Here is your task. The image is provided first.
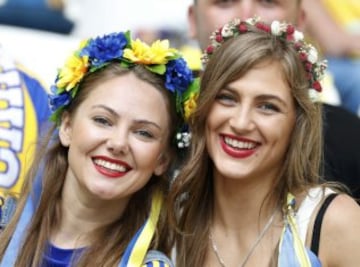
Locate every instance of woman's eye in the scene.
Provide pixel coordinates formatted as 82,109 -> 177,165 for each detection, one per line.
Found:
93,116 -> 112,126
259,103 -> 280,112
136,130 -> 154,139
216,93 -> 236,104
215,0 -> 236,5
259,0 -> 277,6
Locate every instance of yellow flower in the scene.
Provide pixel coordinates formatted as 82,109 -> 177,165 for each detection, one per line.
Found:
123,39 -> 178,65
184,92 -> 199,121
56,54 -> 89,91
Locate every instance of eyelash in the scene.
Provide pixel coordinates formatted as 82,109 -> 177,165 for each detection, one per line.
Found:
216,92 -> 281,113
216,93 -> 236,104
259,103 -> 280,112
135,130 -> 154,139
215,0 -> 236,7
93,116 -> 112,126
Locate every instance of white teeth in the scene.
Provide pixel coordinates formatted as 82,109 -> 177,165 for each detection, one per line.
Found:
94,159 -> 127,172
224,137 -> 256,149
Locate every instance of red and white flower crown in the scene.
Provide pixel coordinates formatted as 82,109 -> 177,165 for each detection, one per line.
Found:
202,17 -> 328,102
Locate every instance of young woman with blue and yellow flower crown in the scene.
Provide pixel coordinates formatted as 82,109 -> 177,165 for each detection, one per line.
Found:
0,31 -> 198,267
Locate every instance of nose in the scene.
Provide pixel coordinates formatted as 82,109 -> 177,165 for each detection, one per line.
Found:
229,105 -> 255,133
106,126 -> 130,155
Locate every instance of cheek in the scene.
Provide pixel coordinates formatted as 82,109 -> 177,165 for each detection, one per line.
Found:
271,121 -> 294,149
134,143 -> 164,168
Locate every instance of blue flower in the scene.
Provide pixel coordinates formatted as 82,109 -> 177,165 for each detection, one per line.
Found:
48,86 -> 72,112
81,32 -> 128,67
164,58 -> 193,94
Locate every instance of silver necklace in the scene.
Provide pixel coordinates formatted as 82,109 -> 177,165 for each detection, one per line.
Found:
209,208 -> 277,267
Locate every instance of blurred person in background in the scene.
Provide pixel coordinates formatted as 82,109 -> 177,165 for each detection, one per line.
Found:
0,45 -> 50,230
0,0 -> 73,34
186,0 -> 360,202
303,0 -> 360,116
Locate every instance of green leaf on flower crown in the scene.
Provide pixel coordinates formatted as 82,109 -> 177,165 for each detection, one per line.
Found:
70,85 -> 80,98
145,64 -> 166,75
124,31 -> 132,48
175,91 -> 183,115
49,106 -> 65,124
120,60 -> 132,69
183,77 -> 200,100
56,86 -> 66,94
167,53 -> 181,61
89,62 -> 110,73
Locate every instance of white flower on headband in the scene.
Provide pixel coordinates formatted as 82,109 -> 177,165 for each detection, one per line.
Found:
307,46 -> 318,64
308,88 -> 321,102
294,30 -> 304,42
203,17 -> 328,102
221,24 -> 234,38
271,21 -> 282,36
246,17 -> 259,25
232,18 -> 241,25
176,132 -> 192,148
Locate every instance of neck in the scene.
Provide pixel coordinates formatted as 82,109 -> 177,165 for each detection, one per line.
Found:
208,172 -> 284,267
209,178 -> 282,267
212,174 -> 279,232
51,177 -> 129,248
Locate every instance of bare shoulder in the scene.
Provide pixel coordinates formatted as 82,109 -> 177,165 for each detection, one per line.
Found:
319,194 -> 360,267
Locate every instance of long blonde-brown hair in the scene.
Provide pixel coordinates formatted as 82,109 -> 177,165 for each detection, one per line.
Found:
0,63 -> 181,266
169,26 -> 323,266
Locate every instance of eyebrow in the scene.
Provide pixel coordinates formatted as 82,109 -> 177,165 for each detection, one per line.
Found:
256,94 -> 288,107
222,87 -> 289,107
91,105 -> 162,130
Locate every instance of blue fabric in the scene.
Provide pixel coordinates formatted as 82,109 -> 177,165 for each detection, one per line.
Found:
0,173 -> 42,266
327,57 -> 360,115
19,70 -> 51,130
143,250 -> 174,267
279,227 -> 301,267
0,0 -> 73,33
278,225 -> 321,267
0,194 -> 35,267
119,223 -> 145,266
41,248 -> 172,267
42,243 -> 83,267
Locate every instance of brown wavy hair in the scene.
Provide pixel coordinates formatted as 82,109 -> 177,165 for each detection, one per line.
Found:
168,25 -> 323,266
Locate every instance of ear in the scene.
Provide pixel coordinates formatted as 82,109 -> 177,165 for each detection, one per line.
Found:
154,152 -> 170,176
58,112 -> 72,147
188,4 -> 198,39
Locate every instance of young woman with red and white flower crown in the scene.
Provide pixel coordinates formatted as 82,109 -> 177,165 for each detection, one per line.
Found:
169,17 -> 360,267
0,31 -> 199,267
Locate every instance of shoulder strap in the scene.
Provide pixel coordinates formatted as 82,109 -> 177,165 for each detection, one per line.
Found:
310,193 -> 338,255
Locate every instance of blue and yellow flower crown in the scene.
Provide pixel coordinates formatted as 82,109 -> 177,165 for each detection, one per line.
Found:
202,17 -> 328,102
48,31 -> 199,147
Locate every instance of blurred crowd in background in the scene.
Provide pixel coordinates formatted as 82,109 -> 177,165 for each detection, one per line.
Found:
0,0 -> 202,87
0,0 -> 359,117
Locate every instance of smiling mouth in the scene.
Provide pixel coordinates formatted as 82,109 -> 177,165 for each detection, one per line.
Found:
93,158 -> 128,172
223,136 -> 258,150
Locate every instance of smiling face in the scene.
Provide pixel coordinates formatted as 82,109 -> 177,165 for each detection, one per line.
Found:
59,72 -> 170,202
189,0 -> 303,50
205,60 -> 296,183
